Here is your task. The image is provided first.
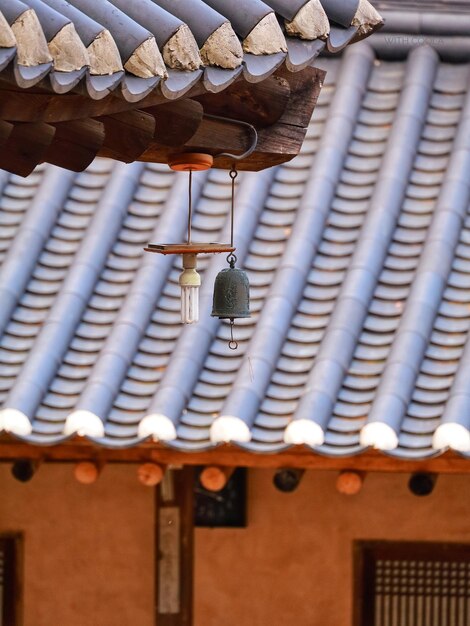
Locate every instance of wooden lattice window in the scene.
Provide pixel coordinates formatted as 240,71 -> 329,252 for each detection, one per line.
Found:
0,536 -> 21,626
355,541 -> 470,626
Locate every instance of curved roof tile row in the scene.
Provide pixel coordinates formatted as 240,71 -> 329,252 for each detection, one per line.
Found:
0,0 -> 383,100
2,38 -> 470,460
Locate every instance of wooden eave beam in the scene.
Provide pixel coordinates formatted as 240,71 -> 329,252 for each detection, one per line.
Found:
0,70 -> 292,125
0,66 -> 324,172
194,75 -> 291,128
143,100 -> 204,147
98,109 -> 156,163
0,442 -> 469,474
139,67 -> 324,171
98,100 -> 204,163
0,81 -> 182,123
46,118 -> 105,171
0,121 -> 56,176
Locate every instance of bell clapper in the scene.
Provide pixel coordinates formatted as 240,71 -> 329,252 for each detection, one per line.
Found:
228,319 -> 238,350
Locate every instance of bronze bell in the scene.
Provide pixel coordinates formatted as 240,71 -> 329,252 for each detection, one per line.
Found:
211,256 -> 250,319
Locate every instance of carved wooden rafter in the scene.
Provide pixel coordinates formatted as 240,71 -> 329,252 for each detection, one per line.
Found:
0,65 -> 324,175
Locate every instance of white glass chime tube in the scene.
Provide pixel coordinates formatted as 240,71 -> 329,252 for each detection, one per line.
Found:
179,253 -> 201,324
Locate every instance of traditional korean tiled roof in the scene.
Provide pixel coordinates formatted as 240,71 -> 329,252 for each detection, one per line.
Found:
371,1 -> 470,63
377,1 -> 470,10
0,0 -> 383,100
2,25 -> 470,460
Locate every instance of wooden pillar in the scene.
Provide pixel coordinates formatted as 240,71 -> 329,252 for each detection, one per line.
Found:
156,466 -> 194,626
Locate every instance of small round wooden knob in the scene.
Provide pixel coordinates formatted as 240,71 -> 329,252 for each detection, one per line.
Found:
138,463 -> 164,487
74,462 -> 100,484
199,466 -> 234,492
168,152 -> 213,171
336,470 -> 364,496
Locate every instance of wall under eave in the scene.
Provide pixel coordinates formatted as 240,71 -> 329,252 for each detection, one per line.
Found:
195,469 -> 470,626
0,464 -> 155,626
2,464 -> 470,626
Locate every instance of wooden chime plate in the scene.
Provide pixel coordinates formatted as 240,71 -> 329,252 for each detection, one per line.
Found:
144,243 -> 235,255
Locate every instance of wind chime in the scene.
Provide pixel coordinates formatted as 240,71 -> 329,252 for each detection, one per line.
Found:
144,117 -> 257,350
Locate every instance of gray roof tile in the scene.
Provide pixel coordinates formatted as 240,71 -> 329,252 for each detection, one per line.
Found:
3,30 -> 470,459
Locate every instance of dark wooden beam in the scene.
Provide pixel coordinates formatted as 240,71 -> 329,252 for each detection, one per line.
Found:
138,67 -> 324,171
0,67 -> 323,172
275,65 -> 325,128
0,122 -> 56,176
212,66 -> 325,170
99,110 -> 156,163
138,116 -> 249,164
157,468 -> 194,626
143,100 -> 204,147
45,118 -> 105,171
0,440 -> 469,475
194,75 -> 291,128
0,119 -> 13,144
0,82 -> 207,123
98,101 -> 204,163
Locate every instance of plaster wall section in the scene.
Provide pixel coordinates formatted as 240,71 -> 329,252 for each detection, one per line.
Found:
0,464 -> 155,626
195,469 -> 470,626
1,464 -> 469,626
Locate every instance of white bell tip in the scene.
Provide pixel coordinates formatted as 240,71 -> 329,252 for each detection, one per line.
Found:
64,410 -> 105,438
0,408 -> 33,436
138,414 -> 177,441
360,422 -> 398,450
284,419 -> 324,446
210,415 -> 251,443
433,423 -> 470,452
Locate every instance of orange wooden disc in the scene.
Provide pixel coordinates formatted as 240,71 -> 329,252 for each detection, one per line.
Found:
74,461 -> 100,484
168,153 -> 214,171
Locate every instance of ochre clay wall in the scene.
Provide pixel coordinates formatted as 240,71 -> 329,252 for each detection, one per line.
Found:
0,464 -> 154,626
1,464 -> 470,626
195,469 -> 470,626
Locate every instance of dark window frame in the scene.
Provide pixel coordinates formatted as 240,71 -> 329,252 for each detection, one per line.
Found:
354,540 -> 470,626
0,534 -> 23,626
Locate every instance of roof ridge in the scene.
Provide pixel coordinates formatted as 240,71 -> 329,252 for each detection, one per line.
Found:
379,9 -> 470,36
377,1 -> 470,12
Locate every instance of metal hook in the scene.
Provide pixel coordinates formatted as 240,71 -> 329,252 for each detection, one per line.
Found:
228,319 -> 238,350
203,113 -> 258,162
226,252 -> 237,267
